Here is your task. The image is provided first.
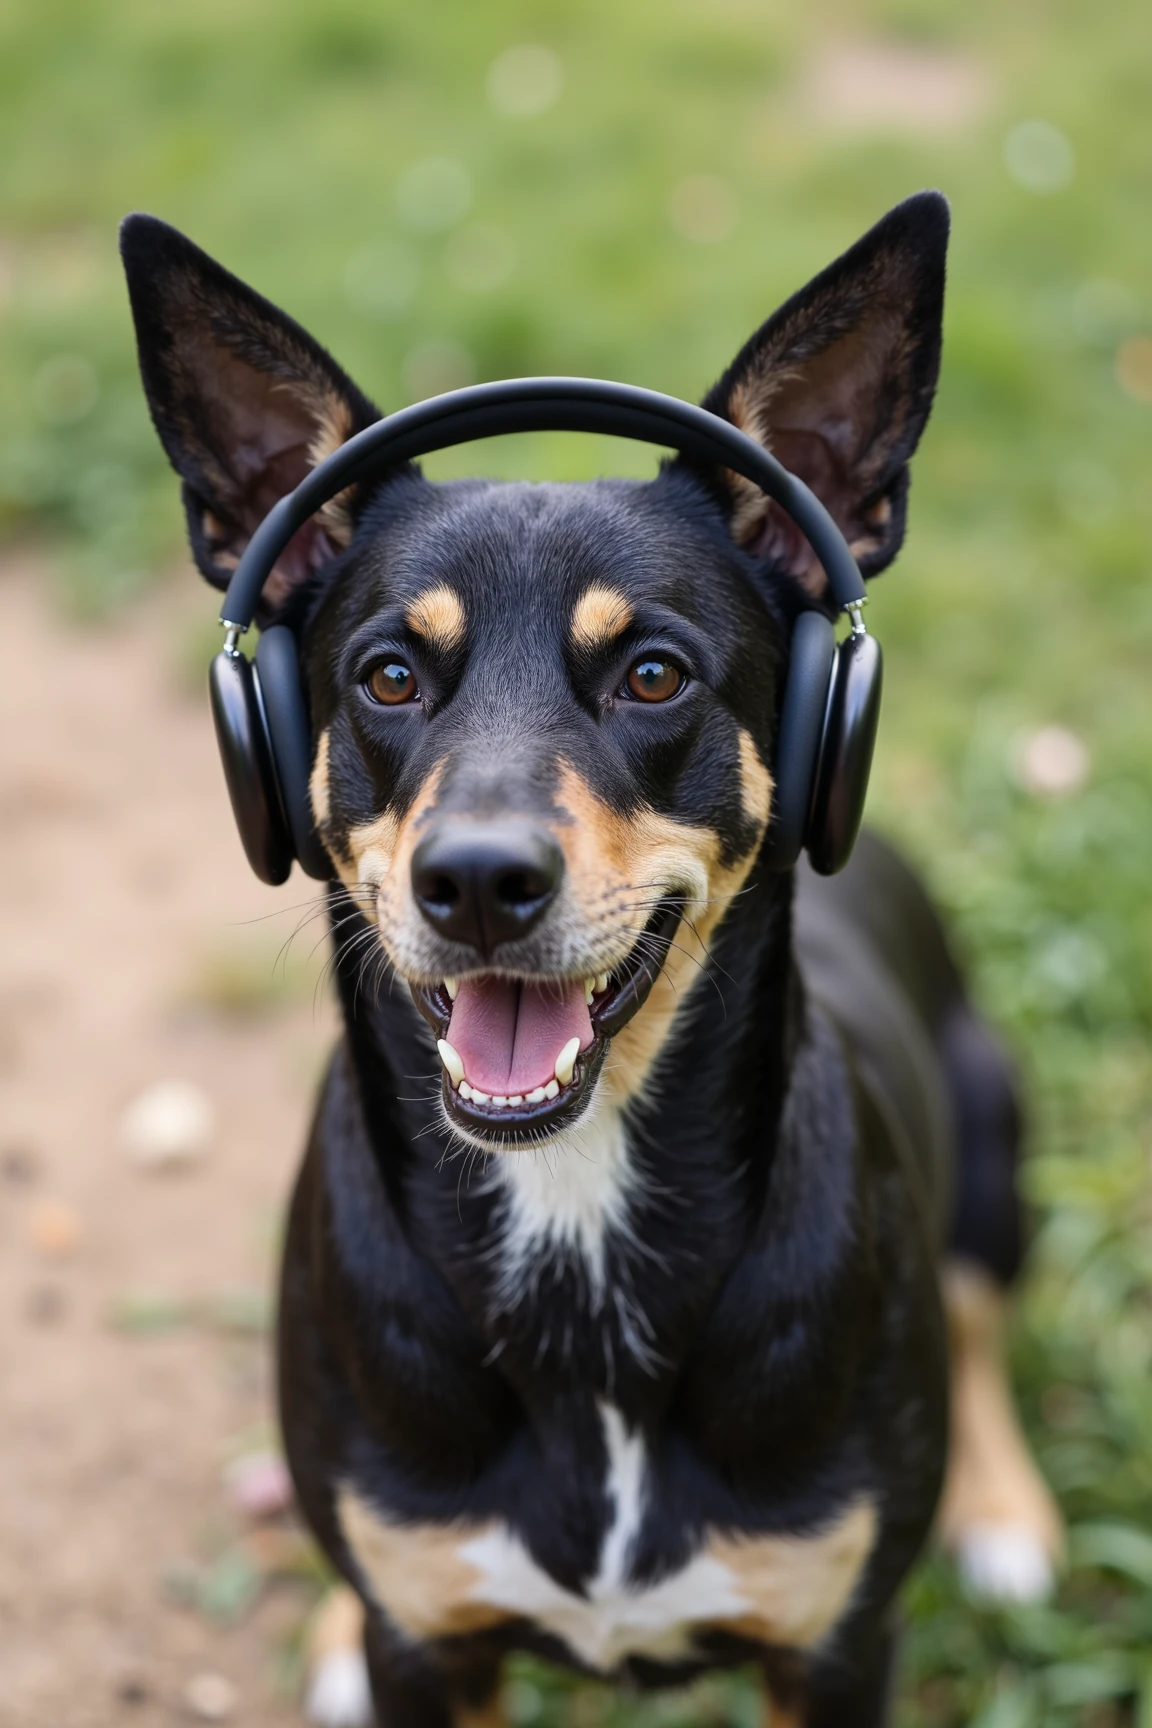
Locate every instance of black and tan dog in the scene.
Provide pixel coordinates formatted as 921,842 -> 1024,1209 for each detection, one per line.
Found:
122,193 -> 1061,1728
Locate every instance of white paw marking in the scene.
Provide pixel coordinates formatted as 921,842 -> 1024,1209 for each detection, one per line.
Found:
306,1648 -> 373,1728
957,1523 -> 1056,1604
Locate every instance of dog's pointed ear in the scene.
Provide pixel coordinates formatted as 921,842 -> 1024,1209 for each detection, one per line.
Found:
698,191 -> 949,600
120,214 -> 382,619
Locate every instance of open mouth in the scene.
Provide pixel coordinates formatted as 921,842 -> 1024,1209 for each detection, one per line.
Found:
411,898 -> 682,1140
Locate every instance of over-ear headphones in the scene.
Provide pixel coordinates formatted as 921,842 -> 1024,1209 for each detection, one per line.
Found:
208,377 -> 882,887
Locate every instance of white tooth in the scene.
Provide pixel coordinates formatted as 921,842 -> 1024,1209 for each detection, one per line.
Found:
543,1079 -> 560,1100
585,978 -> 595,1005
437,1040 -> 465,1086
595,972 -> 610,994
444,977 -> 458,1000
554,1037 -> 580,1087
458,1081 -> 473,1100
471,1089 -> 490,1104
526,1087 -> 546,1103
493,1096 -> 508,1108
507,1095 -> 523,1107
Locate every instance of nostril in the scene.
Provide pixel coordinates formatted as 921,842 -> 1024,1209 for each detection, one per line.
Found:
494,869 -> 548,907
425,873 -> 461,908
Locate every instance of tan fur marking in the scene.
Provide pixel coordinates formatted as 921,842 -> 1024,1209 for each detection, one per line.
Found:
310,726 -> 332,832
552,762 -> 771,1106
307,1582 -> 364,1664
569,584 -> 634,653
340,806 -> 401,904
301,388 -> 357,545
738,729 -> 773,828
455,1697 -> 507,1728
937,1261 -> 1064,1562
339,1489 -> 511,1642
768,1706 -> 803,1728
407,583 -> 467,653
727,377 -> 788,545
704,1499 -> 877,1651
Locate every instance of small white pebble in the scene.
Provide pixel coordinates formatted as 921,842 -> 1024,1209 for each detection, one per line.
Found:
121,1080 -> 215,1170
1011,725 -> 1090,798
183,1671 -> 238,1721
224,1450 -> 293,1520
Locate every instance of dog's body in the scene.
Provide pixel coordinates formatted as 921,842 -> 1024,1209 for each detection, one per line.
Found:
122,194 -> 1060,1727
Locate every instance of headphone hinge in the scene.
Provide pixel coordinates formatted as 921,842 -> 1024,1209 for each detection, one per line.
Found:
845,599 -> 868,638
221,620 -> 247,659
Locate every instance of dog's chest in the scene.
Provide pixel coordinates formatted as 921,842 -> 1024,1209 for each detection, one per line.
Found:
339,1404 -> 876,1671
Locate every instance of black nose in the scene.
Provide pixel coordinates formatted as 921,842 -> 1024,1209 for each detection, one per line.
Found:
411,821 -> 565,956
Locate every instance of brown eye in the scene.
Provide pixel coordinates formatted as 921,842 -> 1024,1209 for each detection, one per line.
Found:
366,661 -> 419,705
625,657 -> 684,703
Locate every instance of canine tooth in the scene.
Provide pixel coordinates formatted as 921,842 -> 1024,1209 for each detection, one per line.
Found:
437,1040 -> 465,1085
444,977 -> 458,1000
554,1037 -> 580,1087
507,1095 -> 523,1107
543,1079 -> 560,1100
526,1087 -> 546,1103
493,1096 -> 508,1108
458,1081 -> 473,1100
585,978 -> 595,1005
595,972 -> 610,994
471,1089 -> 489,1104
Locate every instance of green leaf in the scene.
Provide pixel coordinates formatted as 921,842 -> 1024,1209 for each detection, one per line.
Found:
1071,1521 -> 1152,1590
970,1675 -> 1038,1728
1138,1667 -> 1152,1728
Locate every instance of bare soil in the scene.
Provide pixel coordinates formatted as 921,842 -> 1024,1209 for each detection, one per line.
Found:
0,557 -> 337,1727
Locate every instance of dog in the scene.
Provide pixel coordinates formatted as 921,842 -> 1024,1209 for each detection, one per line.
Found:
121,192 -> 1061,1728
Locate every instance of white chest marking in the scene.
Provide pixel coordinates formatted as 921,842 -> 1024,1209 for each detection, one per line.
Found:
488,1100 -> 637,1302
460,1403 -> 746,1670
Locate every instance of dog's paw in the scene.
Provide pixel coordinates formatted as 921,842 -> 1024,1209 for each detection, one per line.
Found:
306,1648 -> 373,1728
955,1522 -> 1056,1604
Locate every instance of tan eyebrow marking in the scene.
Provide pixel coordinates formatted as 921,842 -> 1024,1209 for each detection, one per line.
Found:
569,584 -> 633,653
405,583 -> 466,652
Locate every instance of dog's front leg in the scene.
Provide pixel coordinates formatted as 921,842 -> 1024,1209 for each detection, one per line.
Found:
307,1583 -> 505,1728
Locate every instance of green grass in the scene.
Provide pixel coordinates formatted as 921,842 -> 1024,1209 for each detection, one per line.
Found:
2,0 -> 1150,1721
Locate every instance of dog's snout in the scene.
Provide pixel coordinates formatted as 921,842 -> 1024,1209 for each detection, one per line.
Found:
411,822 -> 564,956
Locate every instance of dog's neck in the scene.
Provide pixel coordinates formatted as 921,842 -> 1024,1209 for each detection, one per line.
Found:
327,867 -> 799,1413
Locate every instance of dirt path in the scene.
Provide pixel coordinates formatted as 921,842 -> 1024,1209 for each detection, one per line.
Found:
0,557 -> 337,1727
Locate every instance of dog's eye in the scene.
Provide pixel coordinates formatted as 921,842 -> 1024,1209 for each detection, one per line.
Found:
366,661 -> 419,705
624,658 -> 684,703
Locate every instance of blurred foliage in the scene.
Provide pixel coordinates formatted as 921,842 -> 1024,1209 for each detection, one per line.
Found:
1,0 -> 1150,1722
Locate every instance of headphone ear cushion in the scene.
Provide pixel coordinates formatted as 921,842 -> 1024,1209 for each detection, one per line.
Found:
764,609 -> 836,871
255,627 -> 332,881
805,630 -> 883,876
209,648 -> 294,886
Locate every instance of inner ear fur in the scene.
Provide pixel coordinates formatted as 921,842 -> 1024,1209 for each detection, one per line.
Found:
699,190 -> 949,599
120,214 -> 382,619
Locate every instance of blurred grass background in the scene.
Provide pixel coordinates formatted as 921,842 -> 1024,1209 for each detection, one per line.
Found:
1,0 -> 1150,1723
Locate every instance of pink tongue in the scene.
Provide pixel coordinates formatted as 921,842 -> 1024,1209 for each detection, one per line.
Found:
448,977 -> 594,1095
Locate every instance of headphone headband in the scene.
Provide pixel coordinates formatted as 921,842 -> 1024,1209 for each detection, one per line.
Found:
220,377 -> 866,631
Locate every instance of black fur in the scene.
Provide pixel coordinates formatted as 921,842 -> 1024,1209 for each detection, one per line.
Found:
122,192 -> 1026,1726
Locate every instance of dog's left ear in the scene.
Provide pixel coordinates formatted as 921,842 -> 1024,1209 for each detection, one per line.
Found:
120,214 -> 381,621
699,191 -> 949,599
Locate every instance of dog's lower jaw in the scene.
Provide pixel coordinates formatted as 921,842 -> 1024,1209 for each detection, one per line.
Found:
415,899 -> 684,1147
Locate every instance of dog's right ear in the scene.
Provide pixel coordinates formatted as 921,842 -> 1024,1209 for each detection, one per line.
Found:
120,215 -> 381,620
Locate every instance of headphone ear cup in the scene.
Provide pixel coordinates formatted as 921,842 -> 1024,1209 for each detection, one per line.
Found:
805,629 -> 883,876
764,610 -> 837,871
254,627 -> 331,882
209,648 -> 294,886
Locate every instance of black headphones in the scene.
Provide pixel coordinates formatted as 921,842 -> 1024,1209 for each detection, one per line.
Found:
209,377 -> 882,887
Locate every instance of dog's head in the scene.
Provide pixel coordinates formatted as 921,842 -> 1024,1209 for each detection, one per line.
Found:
122,195 -> 947,1147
